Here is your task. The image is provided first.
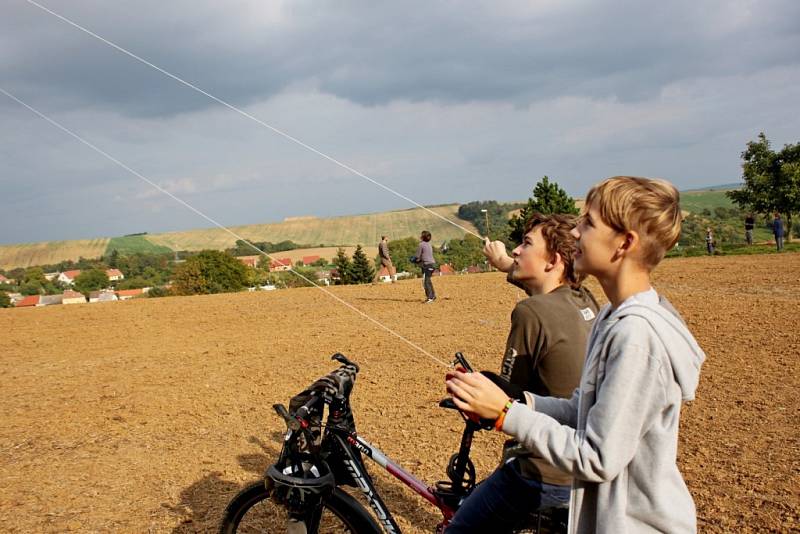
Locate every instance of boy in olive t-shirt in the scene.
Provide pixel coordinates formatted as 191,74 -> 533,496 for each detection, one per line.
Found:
446,213 -> 598,533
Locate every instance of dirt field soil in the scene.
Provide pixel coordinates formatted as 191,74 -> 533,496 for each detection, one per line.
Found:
1,253 -> 798,533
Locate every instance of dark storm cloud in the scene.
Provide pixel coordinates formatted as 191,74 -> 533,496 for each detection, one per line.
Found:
3,1 -> 798,116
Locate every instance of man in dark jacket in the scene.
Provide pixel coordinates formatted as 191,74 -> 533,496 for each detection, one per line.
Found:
773,213 -> 785,251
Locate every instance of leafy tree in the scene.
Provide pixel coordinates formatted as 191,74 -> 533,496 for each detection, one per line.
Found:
509,176 -> 580,244
457,201 -> 514,240
173,250 -> 248,295
19,281 -> 41,296
147,286 -> 172,298
332,248 -> 352,285
349,245 -> 375,284
74,268 -> 110,295
440,234 -> 486,270
0,291 -> 10,308
727,133 -> 800,238
106,249 -> 120,268
386,236 -> 419,274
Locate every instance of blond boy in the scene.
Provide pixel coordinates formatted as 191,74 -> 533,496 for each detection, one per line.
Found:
447,176 -> 706,533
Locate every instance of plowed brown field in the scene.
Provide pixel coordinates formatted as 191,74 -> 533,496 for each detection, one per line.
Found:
1,253 -> 798,533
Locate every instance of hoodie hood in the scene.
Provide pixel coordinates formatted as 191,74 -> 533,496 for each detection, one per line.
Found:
612,297 -> 706,401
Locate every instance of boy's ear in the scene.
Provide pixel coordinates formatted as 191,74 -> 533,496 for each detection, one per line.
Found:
545,252 -> 562,272
619,231 -> 639,254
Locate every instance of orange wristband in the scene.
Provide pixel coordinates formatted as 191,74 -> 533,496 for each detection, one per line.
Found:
494,399 -> 514,432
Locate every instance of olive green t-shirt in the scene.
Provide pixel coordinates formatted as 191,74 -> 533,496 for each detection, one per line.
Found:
501,284 -> 599,485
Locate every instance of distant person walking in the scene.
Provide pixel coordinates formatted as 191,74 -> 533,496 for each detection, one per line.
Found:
744,213 -> 755,245
414,230 -> 437,303
376,235 -> 396,283
772,213 -> 785,251
705,227 -> 715,255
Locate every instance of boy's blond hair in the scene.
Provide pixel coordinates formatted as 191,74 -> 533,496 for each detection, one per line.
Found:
584,176 -> 681,269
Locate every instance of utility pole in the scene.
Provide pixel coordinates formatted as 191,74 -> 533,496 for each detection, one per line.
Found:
480,209 -> 490,237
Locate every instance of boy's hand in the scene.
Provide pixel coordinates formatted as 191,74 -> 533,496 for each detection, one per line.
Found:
446,370 -> 510,419
483,238 -> 514,273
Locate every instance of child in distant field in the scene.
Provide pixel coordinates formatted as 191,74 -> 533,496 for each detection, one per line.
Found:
705,227 -> 715,255
447,176 -> 706,533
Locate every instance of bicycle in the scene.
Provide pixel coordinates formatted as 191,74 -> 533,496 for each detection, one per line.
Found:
219,353 -> 569,534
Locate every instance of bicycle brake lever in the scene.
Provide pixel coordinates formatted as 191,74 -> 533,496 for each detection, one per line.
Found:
453,352 -> 474,373
273,403 -> 300,431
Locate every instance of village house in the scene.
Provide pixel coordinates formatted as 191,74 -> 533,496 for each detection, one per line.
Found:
269,258 -> 292,272
15,295 -> 40,307
436,264 -> 456,276
116,288 -> 148,301
236,255 -> 261,268
106,269 -> 125,281
302,255 -> 322,266
89,290 -> 118,303
58,270 -> 82,285
38,294 -> 64,307
0,274 -> 12,285
62,290 -> 87,305
44,272 -> 59,281
58,268 -> 124,285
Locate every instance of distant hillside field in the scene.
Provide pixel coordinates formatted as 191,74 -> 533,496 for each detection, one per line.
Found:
0,238 -> 109,270
106,235 -> 174,256
146,205 -> 477,252
680,189 -> 738,213
1,191 -> 753,270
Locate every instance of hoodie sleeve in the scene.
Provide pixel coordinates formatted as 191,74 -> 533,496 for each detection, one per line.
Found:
523,389 -> 580,427
503,326 -> 666,483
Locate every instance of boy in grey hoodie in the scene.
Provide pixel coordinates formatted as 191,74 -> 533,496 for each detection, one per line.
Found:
447,176 -> 705,533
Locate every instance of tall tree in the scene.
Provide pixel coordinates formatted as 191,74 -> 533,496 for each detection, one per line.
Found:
0,291 -> 10,308
727,133 -> 799,238
508,176 -> 579,244
349,245 -> 375,284
332,248 -> 352,285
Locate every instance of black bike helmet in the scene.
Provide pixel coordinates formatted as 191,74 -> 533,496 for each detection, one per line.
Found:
267,455 -> 335,513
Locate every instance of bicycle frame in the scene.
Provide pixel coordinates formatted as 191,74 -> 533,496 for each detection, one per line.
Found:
327,425 -> 456,534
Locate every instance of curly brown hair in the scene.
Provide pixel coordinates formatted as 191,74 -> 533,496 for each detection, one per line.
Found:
523,212 -> 583,288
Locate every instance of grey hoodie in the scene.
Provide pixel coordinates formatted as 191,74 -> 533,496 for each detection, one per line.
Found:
503,289 -> 705,534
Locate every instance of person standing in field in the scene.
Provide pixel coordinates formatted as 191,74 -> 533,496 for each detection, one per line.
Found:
375,235 -> 396,283
705,227 -> 715,255
744,213 -> 755,245
772,213 -> 784,251
447,176 -> 706,534
446,214 -> 599,533
414,230 -> 436,303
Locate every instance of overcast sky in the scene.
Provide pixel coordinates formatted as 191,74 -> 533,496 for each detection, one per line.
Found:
1,0 -> 798,244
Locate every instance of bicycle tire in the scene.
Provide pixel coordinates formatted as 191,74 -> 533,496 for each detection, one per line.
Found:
219,480 -> 381,534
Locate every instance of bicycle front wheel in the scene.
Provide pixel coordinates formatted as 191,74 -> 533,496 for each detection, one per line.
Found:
219,480 -> 381,534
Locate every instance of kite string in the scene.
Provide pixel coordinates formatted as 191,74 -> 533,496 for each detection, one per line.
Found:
23,0 -> 482,241
0,86 -> 451,369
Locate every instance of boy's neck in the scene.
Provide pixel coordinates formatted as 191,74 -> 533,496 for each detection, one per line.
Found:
597,264 -> 653,309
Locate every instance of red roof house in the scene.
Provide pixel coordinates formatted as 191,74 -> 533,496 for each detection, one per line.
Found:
302,255 -> 321,266
236,255 -> 262,268
437,264 -> 456,276
58,270 -> 82,285
116,288 -> 147,300
15,295 -> 40,307
0,274 -> 10,284
269,258 -> 293,272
